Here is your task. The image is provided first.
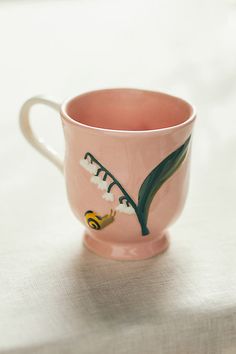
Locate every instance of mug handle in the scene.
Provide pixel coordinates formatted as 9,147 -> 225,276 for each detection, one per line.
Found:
19,96 -> 63,173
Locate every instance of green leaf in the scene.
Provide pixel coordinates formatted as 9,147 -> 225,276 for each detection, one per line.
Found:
137,136 -> 191,226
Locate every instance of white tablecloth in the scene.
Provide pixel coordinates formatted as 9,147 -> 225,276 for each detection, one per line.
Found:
0,0 -> 236,353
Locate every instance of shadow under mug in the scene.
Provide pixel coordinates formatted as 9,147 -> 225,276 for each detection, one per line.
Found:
19,88 -> 196,260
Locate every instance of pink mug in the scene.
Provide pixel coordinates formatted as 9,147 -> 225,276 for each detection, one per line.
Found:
19,88 -> 196,260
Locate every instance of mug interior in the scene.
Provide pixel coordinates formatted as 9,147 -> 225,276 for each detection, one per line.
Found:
64,89 -> 193,131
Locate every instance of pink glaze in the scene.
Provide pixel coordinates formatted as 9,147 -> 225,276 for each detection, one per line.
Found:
60,88 -> 196,260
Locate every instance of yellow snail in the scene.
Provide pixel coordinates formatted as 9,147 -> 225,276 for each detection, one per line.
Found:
84,209 -> 116,230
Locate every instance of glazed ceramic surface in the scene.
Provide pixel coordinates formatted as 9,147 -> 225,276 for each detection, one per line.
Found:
19,89 -> 196,260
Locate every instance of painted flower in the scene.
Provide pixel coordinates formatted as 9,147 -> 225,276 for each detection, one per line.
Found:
97,180 -> 108,191
116,203 -> 135,215
80,158 -> 90,170
90,175 -> 101,185
87,163 -> 98,174
102,192 -> 114,202
125,206 -> 135,215
80,158 -> 98,174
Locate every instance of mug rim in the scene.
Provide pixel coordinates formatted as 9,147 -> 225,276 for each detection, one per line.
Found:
60,88 -> 196,135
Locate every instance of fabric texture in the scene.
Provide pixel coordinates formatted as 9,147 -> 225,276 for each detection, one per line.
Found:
0,0 -> 236,353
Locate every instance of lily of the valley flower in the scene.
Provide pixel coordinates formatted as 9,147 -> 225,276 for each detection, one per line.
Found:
97,180 -> 108,191
80,159 -> 98,174
80,158 -> 90,170
90,175 -> 108,191
116,203 -> 135,215
90,175 -> 101,185
102,192 -> 114,202
87,163 -> 98,174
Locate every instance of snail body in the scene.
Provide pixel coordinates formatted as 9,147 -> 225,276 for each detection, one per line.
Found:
85,209 -> 116,230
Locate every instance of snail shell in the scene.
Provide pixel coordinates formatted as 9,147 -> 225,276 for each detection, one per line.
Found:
84,210 -> 102,230
84,210 -> 115,230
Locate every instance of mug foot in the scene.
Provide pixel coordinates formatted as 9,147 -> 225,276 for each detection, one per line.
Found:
83,232 -> 169,261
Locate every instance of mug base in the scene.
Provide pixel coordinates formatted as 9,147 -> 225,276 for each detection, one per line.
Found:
83,232 -> 169,261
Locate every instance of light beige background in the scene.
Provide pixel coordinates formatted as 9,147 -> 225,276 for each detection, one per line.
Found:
0,0 -> 236,353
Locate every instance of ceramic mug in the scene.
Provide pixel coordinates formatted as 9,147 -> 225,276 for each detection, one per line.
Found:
19,88 -> 196,260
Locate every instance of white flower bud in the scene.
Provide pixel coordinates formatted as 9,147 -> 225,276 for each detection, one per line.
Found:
87,163 -> 98,174
80,158 -> 90,170
116,203 -> 135,214
98,180 -> 108,191
116,203 -> 127,213
90,175 -> 101,185
125,206 -> 135,214
102,192 -> 114,202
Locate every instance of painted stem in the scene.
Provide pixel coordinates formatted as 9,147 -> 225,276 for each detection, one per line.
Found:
107,181 -> 116,193
119,196 -> 130,206
136,212 -> 150,235
95,168 -> 102,176
103,172 -> 108,181
84,152 -> 149,236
